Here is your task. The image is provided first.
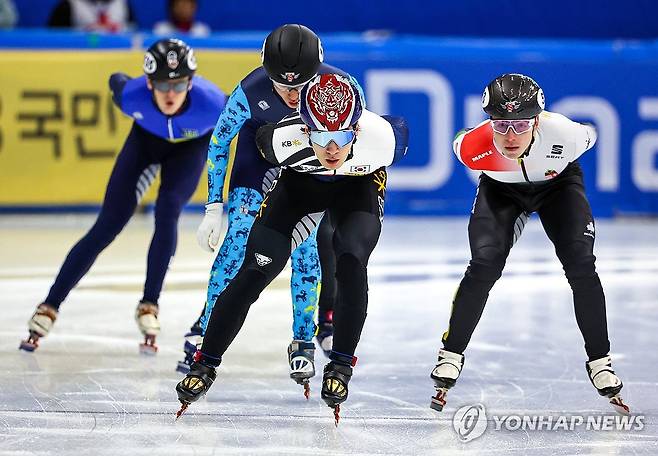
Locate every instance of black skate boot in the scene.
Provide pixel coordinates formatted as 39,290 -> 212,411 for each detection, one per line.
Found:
430,349 -> 464,412
19,303 -> 58,352
586,355 -> 629,415
288,340 -> 315,399
176,317 -> 204,374
175,352 -> 219,419
315,310 -> 333,358
321,351 -> 356,426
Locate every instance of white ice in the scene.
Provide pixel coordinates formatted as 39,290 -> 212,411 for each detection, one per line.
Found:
1,214 -> 657,455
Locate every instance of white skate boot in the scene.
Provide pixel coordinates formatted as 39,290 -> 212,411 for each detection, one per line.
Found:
135,300 -> 160,355
19,303 -> 59,352
430,348 -> 465,412
586,355 -> 630,415
288,340 -> 315,399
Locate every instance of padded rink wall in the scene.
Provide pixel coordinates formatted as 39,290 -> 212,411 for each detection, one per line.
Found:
1,32 -> 657,216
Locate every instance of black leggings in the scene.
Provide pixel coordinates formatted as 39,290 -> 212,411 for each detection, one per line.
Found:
317,212 -> 336,320
201,168 -> 387,362
443,163 -> 610,360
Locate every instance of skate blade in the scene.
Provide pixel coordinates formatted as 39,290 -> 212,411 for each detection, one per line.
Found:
175,402 -> 189,420
19,340 -> 38,352
19,331 -> 41,352
303,382 -> 311,400
139,344 -> 158,355
333,405 -> 340,427
610,396 -> 630,416
430,389 -> 447,412
139,335 -> 158,355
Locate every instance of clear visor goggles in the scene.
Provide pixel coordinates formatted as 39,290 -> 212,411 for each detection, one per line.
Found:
490,118 -> 536,135
271,79 -> 306,92
152,79 -> 189,93
309,129 -> 356,148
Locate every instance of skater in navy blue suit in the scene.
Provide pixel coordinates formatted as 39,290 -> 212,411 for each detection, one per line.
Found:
19,38 -> 226,354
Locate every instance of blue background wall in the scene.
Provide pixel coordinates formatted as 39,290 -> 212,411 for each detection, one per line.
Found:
2,31 -> 657,216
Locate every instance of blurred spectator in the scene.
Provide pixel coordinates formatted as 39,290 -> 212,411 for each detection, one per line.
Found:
0,0 -> 17,28
154,0 -> 210,37
48,0 -> 134,32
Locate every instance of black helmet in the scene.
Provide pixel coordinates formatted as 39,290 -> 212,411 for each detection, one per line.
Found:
482,73 -> 544,119
261,24 -> 323,86
143,38 -> 197,81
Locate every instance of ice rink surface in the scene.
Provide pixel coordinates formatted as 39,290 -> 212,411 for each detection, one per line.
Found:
1,214 -> 657,455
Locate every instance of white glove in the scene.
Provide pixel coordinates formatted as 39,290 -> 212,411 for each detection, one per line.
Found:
196,202 -> 224,252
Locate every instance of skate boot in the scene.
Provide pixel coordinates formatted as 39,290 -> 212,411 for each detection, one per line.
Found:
586,355 -> 630,415
429,348 -> 465,412
175,352 -> 219,419
315,310 -> 333,358
176,319 -> 204,374
321,351 -> 356,426
19,303 -> 58,352
135,300 -> 160,355
287,340 -> 315,399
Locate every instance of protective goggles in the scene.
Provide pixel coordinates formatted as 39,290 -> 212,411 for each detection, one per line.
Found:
309,129 -> 356,148
271,79 -> 306,92
490,118 -> 536,135
152,80 -> 189,93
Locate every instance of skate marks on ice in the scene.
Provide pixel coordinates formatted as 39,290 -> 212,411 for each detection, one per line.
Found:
1,215 -> 658,454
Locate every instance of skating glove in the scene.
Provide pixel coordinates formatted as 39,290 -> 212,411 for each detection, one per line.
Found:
196,202 -> 224,252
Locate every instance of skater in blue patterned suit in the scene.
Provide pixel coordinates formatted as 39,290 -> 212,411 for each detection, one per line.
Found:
20,38 -> 226,354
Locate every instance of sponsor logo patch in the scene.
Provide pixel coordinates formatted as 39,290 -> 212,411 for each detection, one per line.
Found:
166,50 -> 179,69
255,253 -> 272,266
281,139 -> 303,147
471,151 -> 493,162
584,221 -> 595,238
551,144 -> 564,155
502,100 -> 521,112
282,72 -> 300,82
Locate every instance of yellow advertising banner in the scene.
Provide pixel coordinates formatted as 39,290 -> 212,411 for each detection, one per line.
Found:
0,50 -> 260,206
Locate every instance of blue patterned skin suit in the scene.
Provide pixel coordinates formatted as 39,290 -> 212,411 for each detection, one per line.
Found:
201,187 -> 320,340
199,65 -> 354,341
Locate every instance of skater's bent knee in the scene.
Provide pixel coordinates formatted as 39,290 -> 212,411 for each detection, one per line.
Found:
335,254 -> 366,282
558,244 -> 596,279
466,248 -> 506,281
232,268 -> 270,301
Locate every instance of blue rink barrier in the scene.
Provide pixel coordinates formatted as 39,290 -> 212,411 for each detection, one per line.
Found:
2,31 -> 658,216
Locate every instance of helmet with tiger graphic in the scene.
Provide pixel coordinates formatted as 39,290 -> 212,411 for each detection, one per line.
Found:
298,73 -> 363,131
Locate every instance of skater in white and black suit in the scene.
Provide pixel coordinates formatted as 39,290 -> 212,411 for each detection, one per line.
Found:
430,73 -> 629,415
175,73 -> 408,424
